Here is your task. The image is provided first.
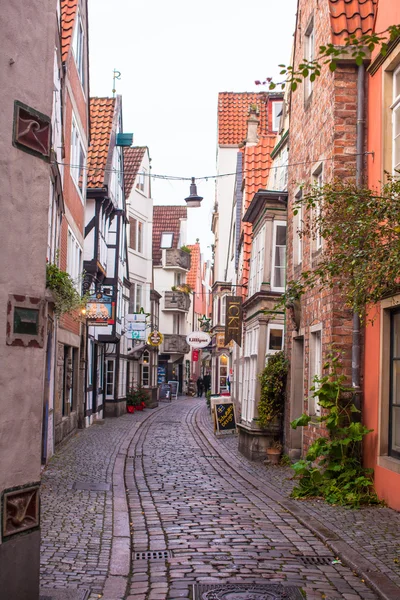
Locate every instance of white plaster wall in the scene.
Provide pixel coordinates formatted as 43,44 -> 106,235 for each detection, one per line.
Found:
0,0 -> 56,493
215,147 -> 238,282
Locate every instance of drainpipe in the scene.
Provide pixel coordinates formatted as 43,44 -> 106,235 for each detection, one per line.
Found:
352,63 -> 365,401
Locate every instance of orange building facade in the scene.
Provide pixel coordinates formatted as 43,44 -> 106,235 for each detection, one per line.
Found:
363,0 -> 400,510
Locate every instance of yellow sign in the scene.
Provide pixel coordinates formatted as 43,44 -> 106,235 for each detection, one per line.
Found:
147,330 -> 163,347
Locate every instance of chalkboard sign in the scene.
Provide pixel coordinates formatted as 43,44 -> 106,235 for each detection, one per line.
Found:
159,383 -> 171,402
168,380 -> 179,400
215,401 -> 237,435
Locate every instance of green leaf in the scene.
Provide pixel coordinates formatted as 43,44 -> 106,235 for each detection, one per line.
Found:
329,61 -> 337,72
291,414 -> 312,429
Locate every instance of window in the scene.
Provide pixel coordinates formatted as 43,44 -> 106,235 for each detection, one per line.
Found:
390,310 -> 400,458
67,228 -> 82,289
70,117 -> 86,197
248,227 -> 265,297
294,190 -> 303,265
309,329 -> 322,416
142,351 -> 150,387
136,168 -> 146,193
272,101 -> 283,132
312,165 -> 323,250
135,284 -> 142,313
138,221 -> 143,253
129,218 -> 144,254
72,14 -> 85,87
213,296 -> 219,326
219,354 -> 228,392
267,323 -> 284,354
160,232 -> 173,248
271,222 -> 286,291
304,20 -> 315,101
106,359 -> 115,398
392,66 -> 400,174
221,295 -> 227,326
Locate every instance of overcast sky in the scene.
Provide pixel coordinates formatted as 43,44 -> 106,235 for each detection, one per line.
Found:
88,0 -> 298,259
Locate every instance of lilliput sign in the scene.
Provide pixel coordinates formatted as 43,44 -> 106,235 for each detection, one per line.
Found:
186,331 -> 211,349
224,296 -> 242,346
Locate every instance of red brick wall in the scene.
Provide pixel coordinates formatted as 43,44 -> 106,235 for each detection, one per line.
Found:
285,0 -> 359,454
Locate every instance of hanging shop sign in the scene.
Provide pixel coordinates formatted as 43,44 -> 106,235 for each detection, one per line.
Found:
126,313 -> 147,323
186,331 -> 211,349
192,349 -> 199,362
86,289 -> 115,326
224,296 -> 242,346
147,330 -> 163,347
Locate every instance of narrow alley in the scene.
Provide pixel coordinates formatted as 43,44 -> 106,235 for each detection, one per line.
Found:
40,399 -> 400,600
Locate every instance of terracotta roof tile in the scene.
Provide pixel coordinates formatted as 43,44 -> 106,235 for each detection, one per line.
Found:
152,206 -> 187,266
61,0 -> 78,62
218,92 -> 268,145
87,97 -> 116,188
187,243 -> 201,289
241,135 -> 276,295
329,0 -> 377,45
124,147 -> 147,197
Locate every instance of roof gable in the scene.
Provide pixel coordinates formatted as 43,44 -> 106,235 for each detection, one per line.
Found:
187,244 -> 201,289
87,97 -> 116,189
218,92 -> 268,146
124,147 -> 147,197
152,206 -> 187,266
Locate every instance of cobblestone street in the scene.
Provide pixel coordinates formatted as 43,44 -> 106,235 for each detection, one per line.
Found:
40,398 -> 400,600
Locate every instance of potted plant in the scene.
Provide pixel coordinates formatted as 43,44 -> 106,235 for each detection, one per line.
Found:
126,385 -> 148,413
266,441 -> 283,465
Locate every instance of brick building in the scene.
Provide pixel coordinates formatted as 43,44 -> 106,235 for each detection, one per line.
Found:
285,0 -> 368,458
54,0 -> 90,445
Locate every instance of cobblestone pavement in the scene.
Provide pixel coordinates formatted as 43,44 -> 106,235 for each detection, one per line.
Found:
40,408 -> 159,599
125,398 -> 397,600
40,397 -> 400,600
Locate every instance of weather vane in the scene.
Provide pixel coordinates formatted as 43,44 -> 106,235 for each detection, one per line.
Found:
112,69 -> 121,97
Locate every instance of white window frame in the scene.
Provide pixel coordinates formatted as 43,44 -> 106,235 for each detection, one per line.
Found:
266,323 -> 284,356
221,295 -> 227,326
218,353 -> 229,393
72,12 -> 85,88
142,350 -> 150,387
67,228 -> 82,290
136,168 -> 147,194
160,232 -> 173,248
272,101 -> 283,132
304,19 -> 315,101
70,115 -> 86,200
309,327 -> 322,416
392,65 -> 400,174
271,221 -> 286,292
213,296 -> 219,326
135,283 -> 142,313
106,359 -> 115,399
294,190 -> 303,265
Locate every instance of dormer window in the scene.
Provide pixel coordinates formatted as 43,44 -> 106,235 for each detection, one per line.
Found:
272,101 -> 283,132
160,232 -> 173,248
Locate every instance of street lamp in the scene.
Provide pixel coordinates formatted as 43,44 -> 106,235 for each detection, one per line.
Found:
184,177 -> 203,208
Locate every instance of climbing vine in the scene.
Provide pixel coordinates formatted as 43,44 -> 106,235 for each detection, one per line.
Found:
257,351 -> 288,428
278,176 -> 400,321
256,25 -> 400,91
290,351 -> 380,507
46,262 -> 88,317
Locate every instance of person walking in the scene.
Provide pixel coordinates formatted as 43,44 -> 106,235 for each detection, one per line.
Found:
203,373 -> 211,394
196,376 -> 204,397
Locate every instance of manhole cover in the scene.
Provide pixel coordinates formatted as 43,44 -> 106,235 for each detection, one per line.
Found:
298,556 -> 332,566
193,583 -> 304,599
72,481 -> 110,492
134,550 -> 171,561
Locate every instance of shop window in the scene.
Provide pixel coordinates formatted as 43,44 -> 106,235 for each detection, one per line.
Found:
106,359 -> 115,398
219,354 -> 228,392
142,351 -> 150,387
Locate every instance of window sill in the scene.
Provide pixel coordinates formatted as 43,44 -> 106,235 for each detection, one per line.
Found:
378,455 -> 400,475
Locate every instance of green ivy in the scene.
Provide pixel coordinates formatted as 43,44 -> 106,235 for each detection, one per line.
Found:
290,351 -> 381,507
257,351 -> 288,428
46,262 -> 88,317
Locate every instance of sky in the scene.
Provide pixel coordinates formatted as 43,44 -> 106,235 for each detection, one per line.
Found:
88,0 -> 298,260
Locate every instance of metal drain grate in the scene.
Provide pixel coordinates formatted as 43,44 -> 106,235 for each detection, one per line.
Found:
298,556 -> 333,566
193,583 -> 304,599
135,550 -> 171,561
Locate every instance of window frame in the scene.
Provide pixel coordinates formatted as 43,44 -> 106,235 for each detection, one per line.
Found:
271,221 -> 287,292
304,18 -> 315,102
309,327 -> 322,416
389,308 -> 400,458
70,115 -> 86,200
392,65 -> 400,174
272,101 -> 283,132
106,359 -> 115,399
160,232 -> 174,249
72,12 -> 85,88
312,164 -> 323,251
294,189 -> 303,265
67,227 -> 82,290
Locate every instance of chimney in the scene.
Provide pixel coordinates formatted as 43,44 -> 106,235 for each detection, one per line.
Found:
246,104 -> 259,146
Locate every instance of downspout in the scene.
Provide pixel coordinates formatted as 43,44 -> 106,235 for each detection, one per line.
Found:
352,63 -> 365,398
